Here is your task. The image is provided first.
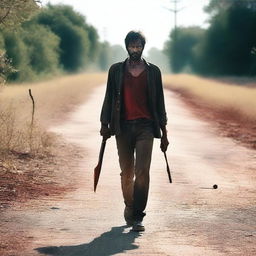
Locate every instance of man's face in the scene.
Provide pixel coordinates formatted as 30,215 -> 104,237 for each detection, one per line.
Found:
127,39 -> 144,61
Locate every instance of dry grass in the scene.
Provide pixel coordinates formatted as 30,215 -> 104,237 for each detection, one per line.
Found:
163,74 -> 256,149
1,73 -> 107,124
163,74 -> 256,122
0,73 -> 106,156
0,72 -> 107,225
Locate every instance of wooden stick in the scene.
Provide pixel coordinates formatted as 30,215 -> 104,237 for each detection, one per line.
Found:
29,89 -> 35,127
164,152 -> 172,183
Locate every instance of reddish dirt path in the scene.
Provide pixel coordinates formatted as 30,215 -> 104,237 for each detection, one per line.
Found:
1,86 -> 256,256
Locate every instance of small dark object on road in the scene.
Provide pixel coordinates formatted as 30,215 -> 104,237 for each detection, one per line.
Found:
50,207 -> 60,210
213,184 -> 218,189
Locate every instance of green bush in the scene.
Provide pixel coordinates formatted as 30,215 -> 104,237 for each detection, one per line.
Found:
194,6 -> 256,76
164,0 -> 256,76
0,0 -> 39,28
0,4 -> 102,82
35,4 -> 95,72
22,23 -> 60,74
165,27 -> 204,73
3,30 -> 36,82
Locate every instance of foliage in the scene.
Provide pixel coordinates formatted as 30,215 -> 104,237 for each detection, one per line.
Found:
0,3 -> 104,81
0,0 -> 40,28
22,22 -> 60,74
0,49 -> 17,84
147,47 -> 170,73
97,41 -> 111,71
165,26 -> 204,73
97,43 -> 127,71
0,0 -> 41,83
109,44 -> 127,64
2,30 -> 35,81
35,4 -> 97,72
0,2 -> 132,80
195,4 -> 256,76
43,4 -> 99,61
205,0 -> 256,15
165,1 -> 256,76
1,23 -> 61,82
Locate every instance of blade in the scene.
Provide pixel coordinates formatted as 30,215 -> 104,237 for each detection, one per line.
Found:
93,139 -> 106,192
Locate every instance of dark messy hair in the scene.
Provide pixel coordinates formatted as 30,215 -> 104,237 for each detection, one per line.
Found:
124,31 -> 146,49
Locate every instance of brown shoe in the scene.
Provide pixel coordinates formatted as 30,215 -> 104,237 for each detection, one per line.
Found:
132,221 -> 145,232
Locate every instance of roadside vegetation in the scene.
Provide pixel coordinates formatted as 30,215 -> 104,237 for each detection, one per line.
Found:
163,74 -> 256,149
0,73 -> 106,211
0,73 -> 106,155
0,1 -> 110,167
1,0 -> 256,212
0,2 -> 126,84
0,1 -> 110,210
165,0 -> 256,76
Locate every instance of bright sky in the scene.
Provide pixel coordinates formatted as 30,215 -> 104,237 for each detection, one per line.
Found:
41,0 -> 209,52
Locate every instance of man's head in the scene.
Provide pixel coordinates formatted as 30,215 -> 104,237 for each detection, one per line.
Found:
125,31 -> 146,61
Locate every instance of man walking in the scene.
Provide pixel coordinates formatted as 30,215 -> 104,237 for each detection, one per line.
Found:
100,31 -> 169,232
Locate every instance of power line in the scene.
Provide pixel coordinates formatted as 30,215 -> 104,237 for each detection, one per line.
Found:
163,0 -> 185,31
169,0 -> 184,31
163,0 -> 185,43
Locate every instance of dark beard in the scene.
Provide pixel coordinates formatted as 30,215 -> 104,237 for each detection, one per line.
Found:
129,52 -> 142,61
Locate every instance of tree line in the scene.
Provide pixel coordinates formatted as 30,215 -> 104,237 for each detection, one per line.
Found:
2,0 -> 255,81
165,0 -> 256,76
0,1 -> 126,83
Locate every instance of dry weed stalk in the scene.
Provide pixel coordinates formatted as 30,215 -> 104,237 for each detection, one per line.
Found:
0,73 -> 106,171
0,103 -> 54,160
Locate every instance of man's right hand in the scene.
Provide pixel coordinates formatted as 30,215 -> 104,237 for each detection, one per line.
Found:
100,124 -> 111,140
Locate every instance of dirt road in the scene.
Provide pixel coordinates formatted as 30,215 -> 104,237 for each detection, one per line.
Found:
2,85 -> 256,255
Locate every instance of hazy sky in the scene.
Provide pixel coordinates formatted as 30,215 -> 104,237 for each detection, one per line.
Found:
41,0 -> 209,52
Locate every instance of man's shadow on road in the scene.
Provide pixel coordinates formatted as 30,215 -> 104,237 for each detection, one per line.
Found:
35,225 -> 141,256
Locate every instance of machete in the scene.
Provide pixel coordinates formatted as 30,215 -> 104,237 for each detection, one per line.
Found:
94,137 -> 107,192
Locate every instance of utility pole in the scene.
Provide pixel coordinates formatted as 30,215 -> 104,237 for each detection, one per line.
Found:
168,0 -> 184,42
163,0 -> 185,72
170,0 -> 178,31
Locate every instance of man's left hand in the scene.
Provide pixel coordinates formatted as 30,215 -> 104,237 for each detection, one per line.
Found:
160,134 -> 169,152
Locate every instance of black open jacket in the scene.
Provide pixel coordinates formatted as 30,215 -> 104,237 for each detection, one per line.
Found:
100,59 -> 167,138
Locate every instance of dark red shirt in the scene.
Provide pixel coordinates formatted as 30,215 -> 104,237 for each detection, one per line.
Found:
123,69 -> 152,120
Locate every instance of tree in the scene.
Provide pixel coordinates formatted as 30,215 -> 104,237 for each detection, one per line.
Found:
109,44 -> 127,64
35,4 -> 97,72
96,43 -> 127,71
22,22 -> 60,75
165,26 -> 204,73
163,1 -> 256,76
0,49 -> 16,84
3,30 -> 35,81
0,0 -> 41,83
147,47 -> 170,73
0,33 -> 16,84
38,4 -> 99,61
98,41 -> 111,71
194,4 -> 256,75
0,0 -> 40,28
205,0 -> 256,15
1,21 -> 61,82
1,3 -> 102,81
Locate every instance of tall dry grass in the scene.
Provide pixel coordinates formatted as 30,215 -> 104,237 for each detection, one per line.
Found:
163,74 -> 256,122
0,73 -> 106,156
